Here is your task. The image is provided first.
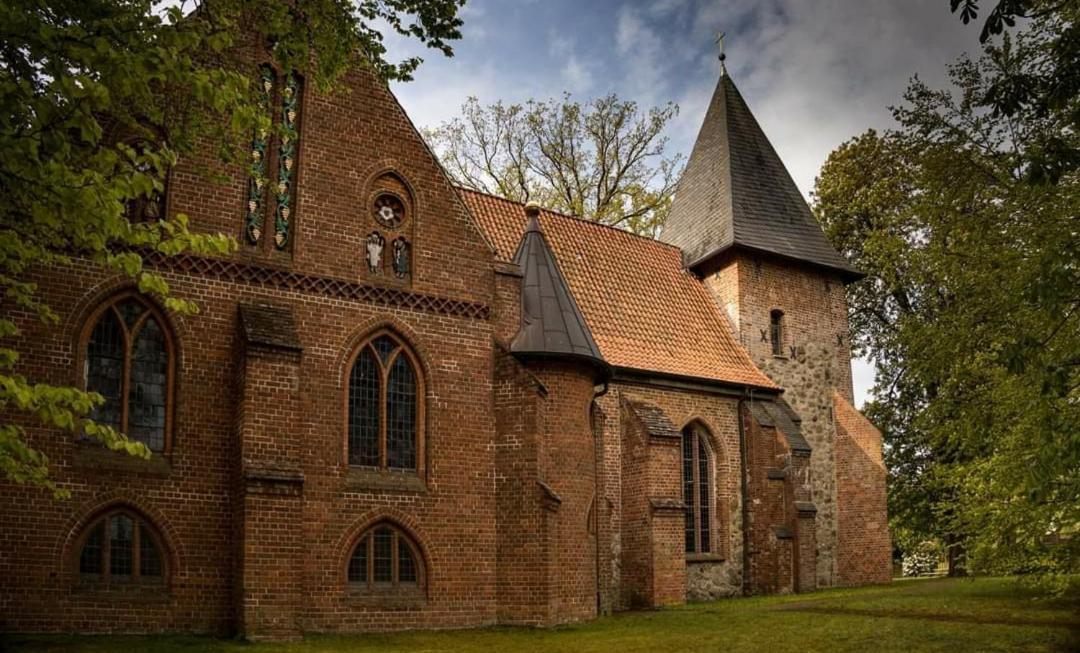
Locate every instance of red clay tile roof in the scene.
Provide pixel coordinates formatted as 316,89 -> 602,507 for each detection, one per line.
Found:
460,188 -> 778,390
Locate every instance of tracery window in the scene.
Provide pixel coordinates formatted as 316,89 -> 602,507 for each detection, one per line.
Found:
682,423 -> 712,555
83,293 -> 174,453
347,331 -> 421,471
76,509 -> 166,586
769,309 -> 785,357
347,523 -> 423,592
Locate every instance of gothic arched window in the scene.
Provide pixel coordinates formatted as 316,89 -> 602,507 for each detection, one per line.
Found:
83,293 -> 174,453
347,523 -> 424,593
76,509 -> 166,586
682,423 -> 712,554
346,331 -> 422,472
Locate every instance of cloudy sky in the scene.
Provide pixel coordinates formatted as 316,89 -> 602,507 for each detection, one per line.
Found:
385,0 -> 984,407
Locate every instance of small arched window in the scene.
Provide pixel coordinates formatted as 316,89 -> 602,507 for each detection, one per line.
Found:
346,331 -> 422,472
347,523 -> 424,593
83,293 -> 174,453
76,509 -> 166,586
769,309 -> 785,357
682,423 -> 712,554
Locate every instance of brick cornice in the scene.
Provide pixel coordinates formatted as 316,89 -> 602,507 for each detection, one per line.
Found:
141,252 -> 491,320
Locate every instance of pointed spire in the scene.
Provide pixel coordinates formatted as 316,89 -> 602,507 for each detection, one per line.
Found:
660,71 -> 862,281
510,204 -> 609,379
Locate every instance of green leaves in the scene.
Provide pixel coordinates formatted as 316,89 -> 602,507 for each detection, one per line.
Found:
815,12 -> 1079,579
0,0 -> 464,496
427,94 -> 683,238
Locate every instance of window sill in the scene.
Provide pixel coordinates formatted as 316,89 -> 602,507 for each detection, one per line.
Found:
345,587 -> 427,610
72,582 -> 171,601
686,553 -> 726,564
71,442 -> 171,477
345,467 -> 427,494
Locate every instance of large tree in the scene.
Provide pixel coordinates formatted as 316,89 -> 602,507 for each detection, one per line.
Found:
0,0 -> 465,496
425,95 -> 683,237
814,12 -> 1079,577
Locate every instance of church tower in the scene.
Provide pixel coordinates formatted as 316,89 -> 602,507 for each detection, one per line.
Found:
661,62 -> 890,588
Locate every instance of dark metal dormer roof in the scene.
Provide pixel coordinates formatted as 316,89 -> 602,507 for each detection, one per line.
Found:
511,203 -> 610,380
660,72 -> 863,282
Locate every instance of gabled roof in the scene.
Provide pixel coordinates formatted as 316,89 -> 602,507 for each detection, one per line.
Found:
660,73 -> 862,281
461,189 -> 778,390
510,207 -> 609,377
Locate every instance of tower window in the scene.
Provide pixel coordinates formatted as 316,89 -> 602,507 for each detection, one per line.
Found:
769,309 -> 785,357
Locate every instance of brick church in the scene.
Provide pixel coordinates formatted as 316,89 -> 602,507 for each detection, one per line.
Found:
0,51 -> 891,639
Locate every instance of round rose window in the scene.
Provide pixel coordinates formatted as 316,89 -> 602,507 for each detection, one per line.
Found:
373,194 -> 405,229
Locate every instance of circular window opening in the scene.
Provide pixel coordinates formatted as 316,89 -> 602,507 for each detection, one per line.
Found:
373,193 -> 405,229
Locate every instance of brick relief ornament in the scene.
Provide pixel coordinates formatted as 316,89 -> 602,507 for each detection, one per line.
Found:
392,237 -> 410,278
366,231 -> 385,274
274,73 -> 300,249
245,65 -> 273,244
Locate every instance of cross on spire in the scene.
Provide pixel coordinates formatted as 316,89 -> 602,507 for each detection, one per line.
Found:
715,31 -> 727,73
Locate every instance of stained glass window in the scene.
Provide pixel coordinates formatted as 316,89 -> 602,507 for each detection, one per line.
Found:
347,523 -> 422,592
76,510 -> 165,586
346,333 -> 421,473
84,295 -> 172,452
682,424 -> 713,554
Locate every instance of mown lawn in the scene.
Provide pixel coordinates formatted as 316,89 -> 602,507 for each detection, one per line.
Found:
5,577 -> 1078,653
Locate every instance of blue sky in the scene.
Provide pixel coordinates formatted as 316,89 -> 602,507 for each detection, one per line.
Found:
385,0 -> 983,406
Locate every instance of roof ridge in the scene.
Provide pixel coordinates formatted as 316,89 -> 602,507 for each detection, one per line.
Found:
455,186 -> 683,253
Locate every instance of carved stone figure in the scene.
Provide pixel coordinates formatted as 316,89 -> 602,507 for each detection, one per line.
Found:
366,231 -> 385,273
392,237 -> 410,278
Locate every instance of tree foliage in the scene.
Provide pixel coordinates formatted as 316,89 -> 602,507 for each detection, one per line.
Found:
0,0 -> 464,496
425,95 -> 683,237
814,12 -> 1079,577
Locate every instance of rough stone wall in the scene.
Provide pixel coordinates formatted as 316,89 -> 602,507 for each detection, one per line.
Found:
703,253 -> 854,588
0,58 -> 502,636
833,393 -> 892,586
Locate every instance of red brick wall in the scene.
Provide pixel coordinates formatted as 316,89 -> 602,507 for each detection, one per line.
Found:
0,61 -> 501,636
833,393 -> 891,586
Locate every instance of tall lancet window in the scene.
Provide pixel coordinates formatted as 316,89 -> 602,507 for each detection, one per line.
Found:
346,331 -> 422,473
682,423 -> 712,554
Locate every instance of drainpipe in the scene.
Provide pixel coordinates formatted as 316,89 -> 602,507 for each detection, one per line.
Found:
592,380 -> 609,615
737,389 -> 753,595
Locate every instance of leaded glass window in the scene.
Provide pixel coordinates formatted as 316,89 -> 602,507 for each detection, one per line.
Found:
83,294 -> 173,453
347,523 -> 422,592
76,510 -> 165,585
682,424 -> 713,555
770,309 -> 785,357
346,332 -> 422,472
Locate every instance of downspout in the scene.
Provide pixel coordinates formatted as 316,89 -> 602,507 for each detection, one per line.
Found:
737,389 -> 753,594
592,379 -> 609,616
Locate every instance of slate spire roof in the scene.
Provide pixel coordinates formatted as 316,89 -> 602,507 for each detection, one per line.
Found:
661,71 -> 863,281
510,203 -> 610,378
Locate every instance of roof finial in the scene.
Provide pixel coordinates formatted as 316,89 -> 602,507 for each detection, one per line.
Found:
716,31 -> 727,74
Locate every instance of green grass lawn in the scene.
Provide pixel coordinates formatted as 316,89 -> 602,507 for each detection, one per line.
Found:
5,577 -> 1078,653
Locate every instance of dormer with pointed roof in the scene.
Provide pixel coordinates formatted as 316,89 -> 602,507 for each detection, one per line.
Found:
661,71 -> 862,282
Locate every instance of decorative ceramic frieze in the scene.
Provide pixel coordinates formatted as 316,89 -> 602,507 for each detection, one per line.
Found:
274,73 -> 300,249
245,65 -> 274,244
